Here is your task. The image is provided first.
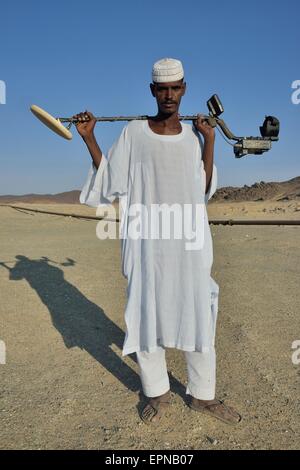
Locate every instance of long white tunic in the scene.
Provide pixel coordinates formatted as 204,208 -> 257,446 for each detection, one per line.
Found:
80,120 -> 219,356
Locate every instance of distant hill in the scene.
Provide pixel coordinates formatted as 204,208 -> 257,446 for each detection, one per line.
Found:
0,190 -> 81,204
211,176 -> 300,202
0,176 -> 299,204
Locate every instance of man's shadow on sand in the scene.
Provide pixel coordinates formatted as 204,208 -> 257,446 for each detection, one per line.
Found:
1,255 -> 185,402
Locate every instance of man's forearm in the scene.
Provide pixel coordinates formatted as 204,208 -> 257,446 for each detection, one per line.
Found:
82,134 -> 103,169
202,135 -> 215,194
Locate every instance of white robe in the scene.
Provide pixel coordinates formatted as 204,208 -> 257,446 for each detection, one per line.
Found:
80,120 -> 219,356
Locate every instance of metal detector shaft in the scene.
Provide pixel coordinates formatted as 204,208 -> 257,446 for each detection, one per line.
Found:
58,114 -> 211,123
58,114 -> 242,140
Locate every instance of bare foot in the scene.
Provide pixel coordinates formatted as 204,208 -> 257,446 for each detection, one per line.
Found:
189,397 -> 242,425
141,390 -> 171,424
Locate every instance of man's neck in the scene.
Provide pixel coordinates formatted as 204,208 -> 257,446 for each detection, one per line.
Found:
148,111 -> 182,135
154,111 -> 180,125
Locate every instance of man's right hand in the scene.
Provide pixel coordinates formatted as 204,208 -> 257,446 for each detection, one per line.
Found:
72,111 -> 97,140
73,111 -> 102,169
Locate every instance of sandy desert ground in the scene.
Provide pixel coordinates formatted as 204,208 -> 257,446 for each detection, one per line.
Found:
2,198 -> 300,220
0,202 -> 299,450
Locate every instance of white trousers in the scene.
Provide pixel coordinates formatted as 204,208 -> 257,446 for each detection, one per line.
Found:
136,346 -> 216,400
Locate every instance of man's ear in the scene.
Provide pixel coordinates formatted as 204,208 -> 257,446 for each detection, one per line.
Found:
182,81 -> 186,96
150,82 -> 156,97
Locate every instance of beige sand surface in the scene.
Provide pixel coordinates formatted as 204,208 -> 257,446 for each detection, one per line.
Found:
0,203 -> 299,450
3,199 -> 300,220
209,200 -> 300,220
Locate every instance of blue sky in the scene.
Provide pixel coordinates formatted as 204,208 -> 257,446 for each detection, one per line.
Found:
0,0 -> 299,195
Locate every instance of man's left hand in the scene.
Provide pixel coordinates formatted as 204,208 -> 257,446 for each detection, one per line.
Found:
194,114 -> 215,140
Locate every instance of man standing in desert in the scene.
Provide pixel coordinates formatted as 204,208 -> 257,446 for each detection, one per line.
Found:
77,58 -> 241,425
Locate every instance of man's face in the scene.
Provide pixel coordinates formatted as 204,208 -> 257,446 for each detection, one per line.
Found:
150,79 -> 186,115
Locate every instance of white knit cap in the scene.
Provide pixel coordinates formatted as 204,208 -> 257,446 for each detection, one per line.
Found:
152,58 -> 184,83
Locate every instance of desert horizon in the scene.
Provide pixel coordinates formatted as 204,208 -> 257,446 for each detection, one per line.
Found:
1,174 -> 299,205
